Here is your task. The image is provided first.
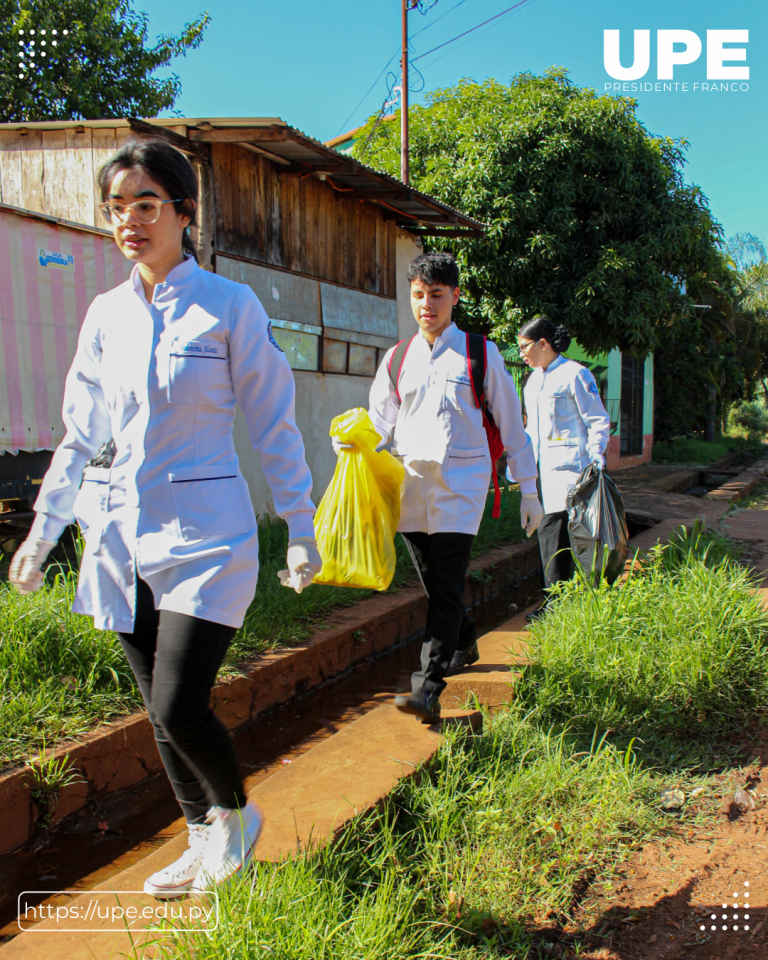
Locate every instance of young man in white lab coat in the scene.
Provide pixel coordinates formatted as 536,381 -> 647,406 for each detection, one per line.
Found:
334,252 -> 542,723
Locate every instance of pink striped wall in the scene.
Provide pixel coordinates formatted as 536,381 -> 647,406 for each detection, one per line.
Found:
0,210 -> 132,453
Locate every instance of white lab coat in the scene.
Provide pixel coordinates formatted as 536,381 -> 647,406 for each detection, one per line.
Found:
368,323 -> 537,536
28,256 -> 315,633
522,354 -> 610,514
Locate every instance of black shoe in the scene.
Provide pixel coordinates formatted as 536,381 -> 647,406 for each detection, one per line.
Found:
394,690 -> 442,724
446,642 -> 480,677
525,603 -> 548,623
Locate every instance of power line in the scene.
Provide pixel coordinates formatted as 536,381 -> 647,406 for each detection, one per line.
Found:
420,0 -> 541,69
334,0 -> 473,137
412,0 -> 535,62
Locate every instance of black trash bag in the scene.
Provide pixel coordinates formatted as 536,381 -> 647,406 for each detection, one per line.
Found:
566,463 -> 629,585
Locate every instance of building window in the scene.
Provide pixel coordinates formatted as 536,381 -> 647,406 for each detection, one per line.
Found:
620,354 -> 644,457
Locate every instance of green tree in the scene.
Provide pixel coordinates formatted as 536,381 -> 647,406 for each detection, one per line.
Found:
353,70 -> 724,357
654,236 -> 768,441
0,0 -> 209,121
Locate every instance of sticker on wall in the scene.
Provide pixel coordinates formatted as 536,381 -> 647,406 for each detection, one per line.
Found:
39,249 -> 74,272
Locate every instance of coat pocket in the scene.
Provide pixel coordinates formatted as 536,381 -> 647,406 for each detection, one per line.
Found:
169,463 -> 256,540
73,467 -> 111,535
542,439 -> 583,472
445,445 -> 490,492
168,339 -> 232,405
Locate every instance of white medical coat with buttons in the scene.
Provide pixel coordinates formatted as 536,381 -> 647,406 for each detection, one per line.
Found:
28,256 -> 315,633
368,323 -> 538,536
522,355 -> 610,514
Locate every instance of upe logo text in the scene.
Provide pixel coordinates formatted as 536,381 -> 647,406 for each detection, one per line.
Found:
604,30 -> 749,80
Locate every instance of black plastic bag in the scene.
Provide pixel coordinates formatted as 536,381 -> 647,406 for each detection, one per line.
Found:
566,463 -> 629,584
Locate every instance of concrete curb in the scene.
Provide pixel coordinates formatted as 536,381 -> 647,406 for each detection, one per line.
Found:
0,538 -> 541,857
705,459 -> 768,503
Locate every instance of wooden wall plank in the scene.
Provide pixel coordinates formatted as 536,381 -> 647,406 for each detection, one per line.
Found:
91,128 -> 118,226
0,131 -> 23,208
64,128 -> 96,225
20,130 -> 44,214
41,129 -> 68,220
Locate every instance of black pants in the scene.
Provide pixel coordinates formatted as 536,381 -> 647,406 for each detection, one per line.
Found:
117,578 -> 246,824
401,532 -> 476,697
538,511 -> 575,591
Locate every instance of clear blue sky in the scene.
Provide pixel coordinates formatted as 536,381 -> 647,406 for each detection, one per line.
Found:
138,0 -> 765,244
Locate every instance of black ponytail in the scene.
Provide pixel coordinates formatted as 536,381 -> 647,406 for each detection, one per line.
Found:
98,138 -> 199,263
519,315 -> 571,354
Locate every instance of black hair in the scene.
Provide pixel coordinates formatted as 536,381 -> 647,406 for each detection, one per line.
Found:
406,251 -> 460,290
98,138 -> 199,262
519,314 -> 571,353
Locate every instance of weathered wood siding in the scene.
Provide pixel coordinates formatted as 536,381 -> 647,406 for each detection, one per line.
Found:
0,127 -> 189,227
212,143 -> 396,298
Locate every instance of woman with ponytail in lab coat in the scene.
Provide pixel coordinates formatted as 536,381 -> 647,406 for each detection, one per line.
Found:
513,316 -> 610,620
9,139 -> 321,898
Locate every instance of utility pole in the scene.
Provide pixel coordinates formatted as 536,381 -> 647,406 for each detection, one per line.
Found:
401,0 -> 410,185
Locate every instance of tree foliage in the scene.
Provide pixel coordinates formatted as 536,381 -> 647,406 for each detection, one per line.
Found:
353,70 -> 724,357
0,0 -> 209,121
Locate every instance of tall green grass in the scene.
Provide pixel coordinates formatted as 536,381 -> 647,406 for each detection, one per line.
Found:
0,488 -> 524,769
162,707 -> 669,960
515,530 -> 768,750
651,434 -> 765,465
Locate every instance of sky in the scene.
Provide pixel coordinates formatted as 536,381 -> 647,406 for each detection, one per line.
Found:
136,0 -> 766,245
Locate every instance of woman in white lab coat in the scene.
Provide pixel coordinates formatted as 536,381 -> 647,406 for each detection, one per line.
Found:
9,139 -> 321,897
515,316 -> 610,618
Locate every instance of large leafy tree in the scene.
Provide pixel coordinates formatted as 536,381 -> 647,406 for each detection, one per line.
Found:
654,236 -> 768,441
0,0 -> 209,121
353,69 -> 724,358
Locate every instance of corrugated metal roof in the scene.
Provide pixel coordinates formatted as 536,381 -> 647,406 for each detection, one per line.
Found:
0,116 -> 486,237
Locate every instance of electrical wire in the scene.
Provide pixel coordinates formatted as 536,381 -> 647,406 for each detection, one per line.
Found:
420,0 -> 541,69
412,0 -> 535,62
334,0 -> 472,137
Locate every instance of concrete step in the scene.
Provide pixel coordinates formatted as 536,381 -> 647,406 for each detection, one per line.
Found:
441,607 -> 531,710
3,705 -> 480,959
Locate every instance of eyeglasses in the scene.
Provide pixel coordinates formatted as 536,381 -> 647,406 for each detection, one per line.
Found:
518,339 -> 539,356
99,199 -> 181,225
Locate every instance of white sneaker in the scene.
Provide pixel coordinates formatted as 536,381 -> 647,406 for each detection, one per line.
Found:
144,822 -> 210,900
192,802 -> 263,892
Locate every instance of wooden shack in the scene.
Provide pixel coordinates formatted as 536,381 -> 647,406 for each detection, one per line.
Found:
0,117 -> 484,513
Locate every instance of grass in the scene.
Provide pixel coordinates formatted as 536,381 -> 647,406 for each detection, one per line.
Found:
161,706 -> 674,960
0,486 -> 525,770
515,528 -> 768,758
153,525 -> 768,959
651,434 -> 766,465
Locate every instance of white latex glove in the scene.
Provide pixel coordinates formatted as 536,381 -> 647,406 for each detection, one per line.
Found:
593,454 -> 606,471
520,494 -> 544,538
9,537 -> 58,594
331,436 -> 355,456
277,536 -> 323,594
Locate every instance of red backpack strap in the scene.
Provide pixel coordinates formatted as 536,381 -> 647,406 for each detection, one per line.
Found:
387,336 -> 415,403
466,332 -> 503,519
465,331 -> 486,408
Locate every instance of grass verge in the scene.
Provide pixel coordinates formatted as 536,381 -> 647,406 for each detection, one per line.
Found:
0,487 -> 524,770
161,706 -> 675,959
651,434 -> 766,465
515,528 -> 768,764
158,528 -> 767,959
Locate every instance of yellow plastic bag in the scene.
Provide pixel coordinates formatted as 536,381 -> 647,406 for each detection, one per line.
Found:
313,407 -> 405,591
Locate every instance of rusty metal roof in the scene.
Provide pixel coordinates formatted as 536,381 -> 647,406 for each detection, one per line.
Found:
0,116 -> 486,238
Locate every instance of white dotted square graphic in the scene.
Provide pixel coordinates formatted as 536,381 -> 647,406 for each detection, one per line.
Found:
699,881 -> 754,936
16,27 -> 70,79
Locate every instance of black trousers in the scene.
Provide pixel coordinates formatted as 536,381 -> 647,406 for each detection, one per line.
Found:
117,577 -> 246,824
537,510 -> 576,591
401,531 -> 476,697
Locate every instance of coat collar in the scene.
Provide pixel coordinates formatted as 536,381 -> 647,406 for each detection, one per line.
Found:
542,353 -> 567,376
416,321 -> 462,352
130,254 -> 199,298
